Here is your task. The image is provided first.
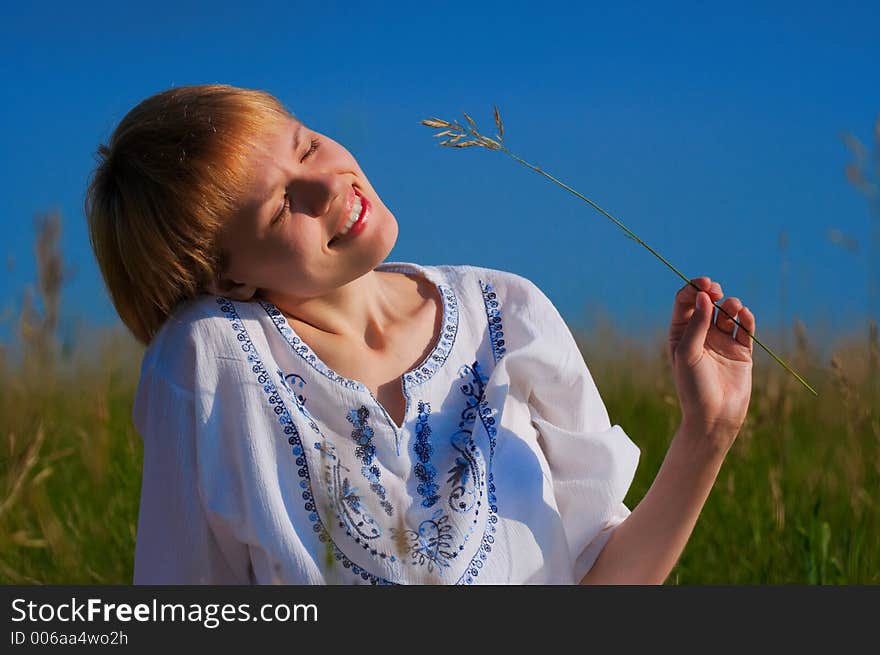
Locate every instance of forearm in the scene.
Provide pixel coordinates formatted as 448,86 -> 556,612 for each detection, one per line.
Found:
580,422 -> 729,585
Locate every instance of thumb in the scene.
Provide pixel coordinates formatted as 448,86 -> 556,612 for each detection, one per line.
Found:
676,291 -> 713,366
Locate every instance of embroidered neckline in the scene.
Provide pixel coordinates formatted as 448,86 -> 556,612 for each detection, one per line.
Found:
259,261 -> 459,392
480,280 -> 507,364
380,262 -> 459,389
216,295 -> 500,585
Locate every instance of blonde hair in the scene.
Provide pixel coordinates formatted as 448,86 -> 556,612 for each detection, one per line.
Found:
85,84 -> 292,345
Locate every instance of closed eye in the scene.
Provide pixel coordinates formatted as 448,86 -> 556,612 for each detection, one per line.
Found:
273,138 -> 321,224
301,137 -> 320,163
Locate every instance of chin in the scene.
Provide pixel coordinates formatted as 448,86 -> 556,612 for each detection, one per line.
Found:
371,209 -> 399,263
344,210 -> 398,277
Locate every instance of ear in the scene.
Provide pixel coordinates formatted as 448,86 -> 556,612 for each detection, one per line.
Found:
205,275 -> 258,301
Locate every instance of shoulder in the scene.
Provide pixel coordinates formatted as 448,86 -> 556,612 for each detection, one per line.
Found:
430,264 -> 581,365
430,263 -> 556,316
139,294 -> 247,391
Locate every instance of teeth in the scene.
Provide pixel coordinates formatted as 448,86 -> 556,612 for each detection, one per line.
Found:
337,196 -> 362,237
348,196 -> 362,223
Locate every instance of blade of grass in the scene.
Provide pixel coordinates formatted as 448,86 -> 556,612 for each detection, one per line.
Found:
421,107 -> 818,396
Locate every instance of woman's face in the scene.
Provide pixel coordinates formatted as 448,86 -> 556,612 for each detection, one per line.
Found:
213,116 -> 398,300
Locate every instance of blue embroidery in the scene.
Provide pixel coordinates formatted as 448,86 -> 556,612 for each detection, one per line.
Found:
391,508 -> 458,573
259,279 -> 460,391
448,362 -> 489,517
221,268 -> 504,584
278,370 -> 307,405
447,436 -> 480,516
277,370 -> 321,434
259,301 -> 367,392
312,440 -> 387,545
478,279 -> 506,517
478,392 -> 499,515
402,285 -> 460,388
408,368 -> 496,577
452,277 -> 506,583
216,297 -> 395,585
459,514 -> 497,585
480,280 -> 506,363
413,401 -> 440,508
346,406 -> 394,516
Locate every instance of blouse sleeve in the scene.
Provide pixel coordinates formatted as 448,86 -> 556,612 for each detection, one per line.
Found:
521,278 -> 641,583
132,364 -> 253,585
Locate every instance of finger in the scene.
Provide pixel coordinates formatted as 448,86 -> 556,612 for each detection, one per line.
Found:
734,306 -> 756,351
714,297 -> 743,334
675,290 -> 714,366
672,277 -> 714,324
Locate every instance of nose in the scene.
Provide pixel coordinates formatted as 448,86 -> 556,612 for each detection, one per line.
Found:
287,171 -> 347,218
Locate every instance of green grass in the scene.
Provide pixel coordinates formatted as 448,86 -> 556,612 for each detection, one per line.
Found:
0,321 -> 877,584
583,322 -> 879,584
0,331 -> 143,584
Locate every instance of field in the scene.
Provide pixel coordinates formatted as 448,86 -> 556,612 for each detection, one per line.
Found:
1,305 -> 877,584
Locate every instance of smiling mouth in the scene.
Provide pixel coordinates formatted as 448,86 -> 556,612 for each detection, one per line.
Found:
328,190 -> 369,247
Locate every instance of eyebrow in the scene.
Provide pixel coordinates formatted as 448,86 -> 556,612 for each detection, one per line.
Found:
259,123 -> 304,220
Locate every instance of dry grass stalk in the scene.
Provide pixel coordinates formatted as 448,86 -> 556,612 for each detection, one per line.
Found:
35,212 -> 63,336
793,318 -> 810,360
869,319 -> 879,412
840,115 -> 880,334
10,530 -> 47,548
0,424 -> 46,522
830,355 -> 857,440
85,566 -> 107,584
768,466 -> 785,531
18,211 -> 66,372
422,106 -> 817,395
826,227 -> 860,254
0,556 -> 25,584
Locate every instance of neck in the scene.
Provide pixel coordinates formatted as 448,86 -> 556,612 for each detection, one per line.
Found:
260,270 -> 421,350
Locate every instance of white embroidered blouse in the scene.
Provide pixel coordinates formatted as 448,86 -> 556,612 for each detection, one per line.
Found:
132,261 -> 640,585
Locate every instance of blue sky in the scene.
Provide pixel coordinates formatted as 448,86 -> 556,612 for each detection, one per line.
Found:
1,1 -> 878,354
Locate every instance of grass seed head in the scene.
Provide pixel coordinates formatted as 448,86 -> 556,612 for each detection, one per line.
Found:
420,103 -> 817,395
493,103 -> 504,139
421,118 -> 453,129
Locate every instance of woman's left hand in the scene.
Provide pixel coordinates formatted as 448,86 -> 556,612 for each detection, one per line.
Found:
667,276 -> 755,451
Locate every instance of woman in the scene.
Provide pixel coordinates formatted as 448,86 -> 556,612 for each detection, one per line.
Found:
86,84 -> 754,585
